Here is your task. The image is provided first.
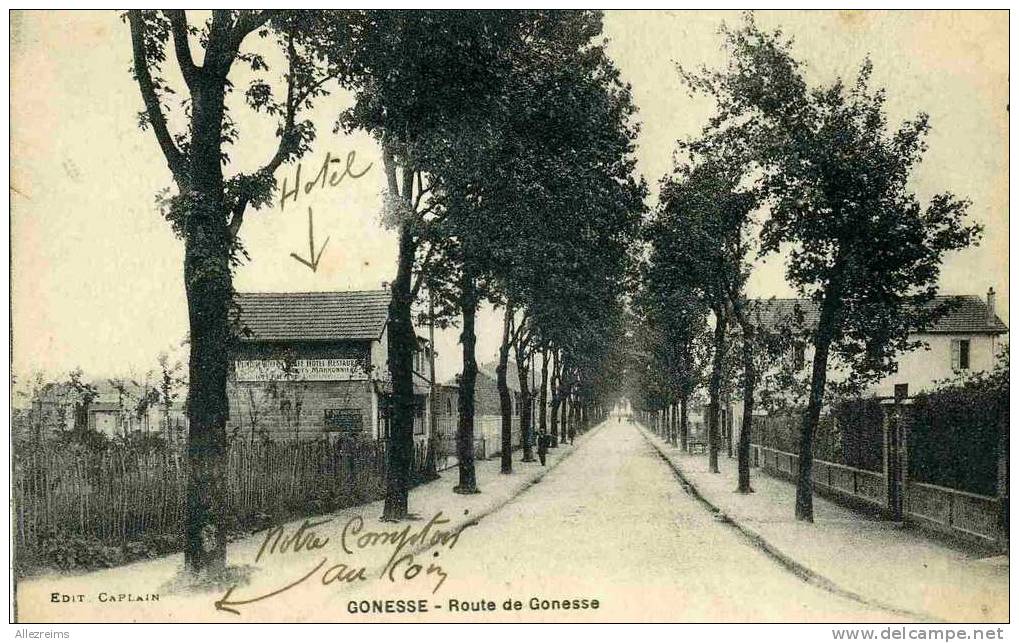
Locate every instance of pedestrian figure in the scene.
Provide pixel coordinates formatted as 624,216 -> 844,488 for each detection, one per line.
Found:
537,431 -> 549,466
568,425 -> 575,445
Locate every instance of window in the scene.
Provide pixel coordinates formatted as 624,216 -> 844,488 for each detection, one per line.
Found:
413,397 -> 426,435
951,339 -> 971,371
324,408 -> 363,433
446,399 -> 452,414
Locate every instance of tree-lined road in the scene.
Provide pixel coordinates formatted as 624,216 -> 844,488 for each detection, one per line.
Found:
345,419 -> 902,622
15,418 -> 913,622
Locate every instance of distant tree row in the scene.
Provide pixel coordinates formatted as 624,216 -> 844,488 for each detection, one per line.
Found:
126,9 -> 644,578
631,14 -> 979,520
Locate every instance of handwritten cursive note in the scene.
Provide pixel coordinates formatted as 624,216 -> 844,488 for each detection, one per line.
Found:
279,150 -> 373,211
216,510 -> 476,615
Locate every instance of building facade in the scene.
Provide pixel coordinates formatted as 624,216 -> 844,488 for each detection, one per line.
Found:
225,290 -> 433,444
728,289 -> 1008,452
437,362 -> 525,461
749,290 -> 1007,400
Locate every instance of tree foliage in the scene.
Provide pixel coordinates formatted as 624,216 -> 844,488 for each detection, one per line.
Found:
683,13 -> 981,520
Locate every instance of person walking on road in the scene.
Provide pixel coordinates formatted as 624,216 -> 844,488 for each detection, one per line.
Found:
537,431 -> 549,466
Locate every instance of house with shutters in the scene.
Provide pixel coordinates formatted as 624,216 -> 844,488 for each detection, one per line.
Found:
226,289 -> 434,443
741,288 -> 1008,407
719,289 -> 1008,458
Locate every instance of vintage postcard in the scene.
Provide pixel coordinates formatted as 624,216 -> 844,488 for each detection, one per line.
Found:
8,8 -> 1009,628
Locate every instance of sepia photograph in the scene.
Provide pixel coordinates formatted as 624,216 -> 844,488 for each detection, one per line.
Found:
7,7 -> 1010,631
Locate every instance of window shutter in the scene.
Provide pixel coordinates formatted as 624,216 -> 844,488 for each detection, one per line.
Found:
951,339 -> 961,370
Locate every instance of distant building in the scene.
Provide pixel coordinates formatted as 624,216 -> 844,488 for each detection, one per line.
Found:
226,290 -> 434,444
439,361 -> 524,460
26,380 -> 180,442
727,289 -> 1008,450
748,289 -> 1007,400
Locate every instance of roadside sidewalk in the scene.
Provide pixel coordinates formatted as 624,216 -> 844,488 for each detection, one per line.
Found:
639,424 -> 1008,623
16,423 -> 602,622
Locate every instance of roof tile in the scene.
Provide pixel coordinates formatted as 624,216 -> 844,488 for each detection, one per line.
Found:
749,295 -> 1008,335
233,290 -> 390,341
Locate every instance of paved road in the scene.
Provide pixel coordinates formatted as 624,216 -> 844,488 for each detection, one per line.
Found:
18,420 -> 905,623
348,419 -> 904,622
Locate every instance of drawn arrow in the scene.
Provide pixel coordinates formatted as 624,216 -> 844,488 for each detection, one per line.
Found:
290,207 -> 330,272
214,558 -> 327,615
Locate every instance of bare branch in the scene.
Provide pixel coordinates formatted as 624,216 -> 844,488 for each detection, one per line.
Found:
410,244 -> 437,299
225,10 -> 275,71
511,311 -> 531,347
231,9 -> 275,46
293,70 -> 343,108
127,10 -> 186,181
412,171 -> 434,211
258,31 -> 298,178
165,10 -> 199,89
381,139 -> 401,196
227,197 -> 249,241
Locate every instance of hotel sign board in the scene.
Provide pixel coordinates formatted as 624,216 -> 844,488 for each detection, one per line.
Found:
234,358 -> 369,382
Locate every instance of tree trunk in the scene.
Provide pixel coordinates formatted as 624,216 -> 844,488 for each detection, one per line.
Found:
726,404 -> 734,458
382,221 -> 417,521
182,219 -> 232,576
679,393 -> 689,452
560,389 -> 569,444
424,291 -> 438,479
516,354 -> 535,462
707,309 -> 728,474
181,76 -> 235,575
539,348 -> 550,448
796,320 -> 835,522
454,272 -> 479,494
497,306 -> 514,474
550,350 -> 560,448
737,325 -> 756,494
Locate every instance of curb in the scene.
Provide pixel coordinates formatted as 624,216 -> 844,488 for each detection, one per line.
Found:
215,421 -> 607,616
438,418 -> 606,534
635,424 -> 942,623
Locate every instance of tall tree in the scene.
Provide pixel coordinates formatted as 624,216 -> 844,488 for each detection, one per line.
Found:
127,10 -> 349,572
686,15 -> 981,519
634,264 -> 709,453
656,159 -> 755,474
334,11 -> 535,516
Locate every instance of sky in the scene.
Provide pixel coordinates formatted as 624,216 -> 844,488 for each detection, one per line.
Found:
10,10 -> 1009,387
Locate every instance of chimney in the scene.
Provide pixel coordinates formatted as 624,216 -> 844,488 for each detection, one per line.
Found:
987,287 -> 996,323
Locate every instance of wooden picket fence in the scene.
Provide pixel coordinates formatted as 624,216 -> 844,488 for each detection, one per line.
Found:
13,438 -> 427,560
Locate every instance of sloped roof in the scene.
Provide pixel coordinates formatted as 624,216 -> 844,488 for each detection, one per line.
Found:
443,362 -> 523,392
749,295 -> 1008,335
478,361 -> 523,392
233,290 -> 390,342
